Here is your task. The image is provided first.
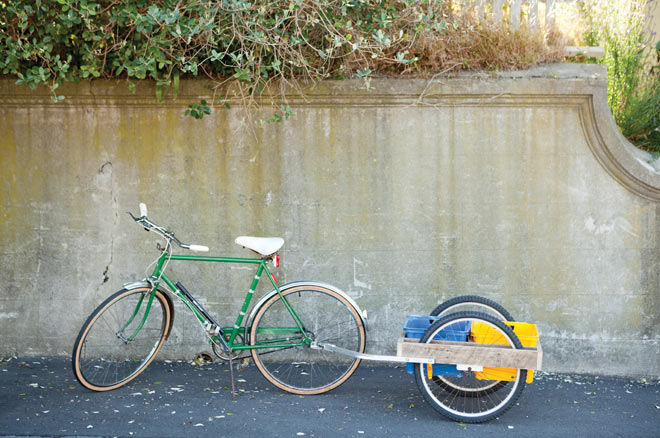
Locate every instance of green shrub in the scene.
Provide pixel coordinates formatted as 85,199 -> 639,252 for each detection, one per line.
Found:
579,0 -> 660,150
618,76 -> 660,150
1,0 -> 565,116
0,0 -> 452,103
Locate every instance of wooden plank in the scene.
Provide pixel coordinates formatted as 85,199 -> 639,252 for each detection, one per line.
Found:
510,0 -> 522,29
475,0 -> 486,20
529,0 -> 539,30
546,0 -> 556,28
397,338 -> 542,370
493,0 -> 504,21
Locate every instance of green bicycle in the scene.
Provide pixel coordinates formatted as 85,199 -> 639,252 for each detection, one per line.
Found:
72,204 -> 367,395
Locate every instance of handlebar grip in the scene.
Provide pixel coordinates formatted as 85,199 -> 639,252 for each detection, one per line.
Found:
139,203 -> 148,217
189,245 -> 209,252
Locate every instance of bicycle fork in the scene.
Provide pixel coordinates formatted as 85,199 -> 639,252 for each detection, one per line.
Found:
116,288 -> 156,343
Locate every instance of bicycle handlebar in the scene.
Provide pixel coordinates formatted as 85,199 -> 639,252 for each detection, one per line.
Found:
129,203 -> 209,252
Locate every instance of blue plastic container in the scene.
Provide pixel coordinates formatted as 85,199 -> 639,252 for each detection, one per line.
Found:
403,316 -> 470,375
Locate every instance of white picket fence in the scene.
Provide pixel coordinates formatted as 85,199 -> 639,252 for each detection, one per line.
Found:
464,0 -> 604,57
462,0 -> 567,29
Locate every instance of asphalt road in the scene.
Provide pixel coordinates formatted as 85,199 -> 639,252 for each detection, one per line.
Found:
1,357 -> 658,438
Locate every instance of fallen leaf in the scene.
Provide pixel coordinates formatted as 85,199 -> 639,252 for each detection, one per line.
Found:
387,404 -> 393,409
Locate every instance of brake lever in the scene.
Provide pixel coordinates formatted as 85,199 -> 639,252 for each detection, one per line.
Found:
127,211 -> 150,231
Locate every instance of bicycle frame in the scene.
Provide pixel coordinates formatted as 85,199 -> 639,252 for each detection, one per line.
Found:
122,250 -> 309,355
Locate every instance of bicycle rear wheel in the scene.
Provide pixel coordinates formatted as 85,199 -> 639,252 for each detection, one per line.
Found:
250,284 -> 366,395
72,287 -> 172,391
414,311 -> 527,423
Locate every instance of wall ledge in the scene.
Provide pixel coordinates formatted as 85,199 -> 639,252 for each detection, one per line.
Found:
2,63 -> 658,201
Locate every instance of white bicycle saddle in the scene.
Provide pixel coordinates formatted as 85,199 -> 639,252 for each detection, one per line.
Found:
235,236 -> 284,256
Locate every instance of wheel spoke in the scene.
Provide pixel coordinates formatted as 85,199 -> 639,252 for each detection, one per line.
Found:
73,288 -> 170,391
414,311 -> 526,423
251,285 -> 365,395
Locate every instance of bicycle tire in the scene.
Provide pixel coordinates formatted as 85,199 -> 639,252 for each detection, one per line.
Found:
250,284 -> 366,395
414,311 -> 527,423
430,295 -> 515,321
72,287 -> 172,391
429,295 -> 514,394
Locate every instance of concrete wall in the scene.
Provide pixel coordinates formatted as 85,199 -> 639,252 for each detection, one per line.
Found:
1,64 -> 659,378
649,1 -> 660,44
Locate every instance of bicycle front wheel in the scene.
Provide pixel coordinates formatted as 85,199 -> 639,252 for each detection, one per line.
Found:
250,285 -> 366,395
72,287 -> 172,391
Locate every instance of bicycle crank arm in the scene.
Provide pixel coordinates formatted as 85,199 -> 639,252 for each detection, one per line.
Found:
310,341 -> 434,365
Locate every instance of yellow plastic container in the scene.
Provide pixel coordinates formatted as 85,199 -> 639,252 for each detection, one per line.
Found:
470,321 -> 538,384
